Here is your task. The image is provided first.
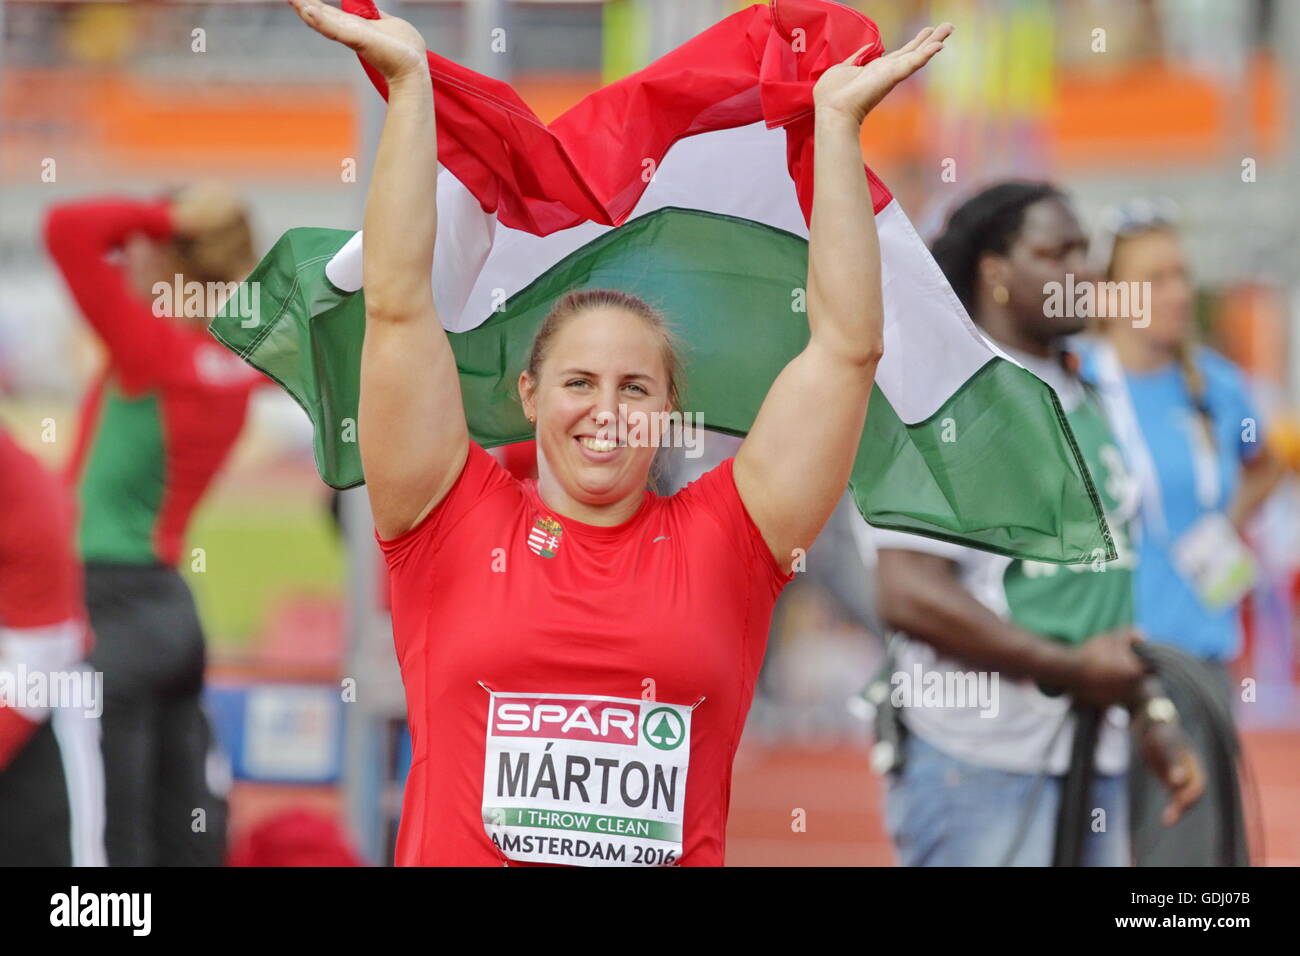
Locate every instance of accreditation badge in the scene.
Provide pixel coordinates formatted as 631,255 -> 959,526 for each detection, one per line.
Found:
1171,512 -> 1257,611
481,691 -> 691,866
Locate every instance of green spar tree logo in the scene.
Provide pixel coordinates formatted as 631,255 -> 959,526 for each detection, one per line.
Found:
643,707 -> 685,751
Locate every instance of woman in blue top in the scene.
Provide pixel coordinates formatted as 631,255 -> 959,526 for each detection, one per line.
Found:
1086,201 -> 1289,864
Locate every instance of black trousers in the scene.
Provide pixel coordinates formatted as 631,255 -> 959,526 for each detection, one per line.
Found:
0,722 -> 73,865
85,563 -> 228,866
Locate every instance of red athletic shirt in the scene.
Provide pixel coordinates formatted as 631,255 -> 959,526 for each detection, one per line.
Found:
44,198 -> 264,566
378,443 -> 791,866
0,431 -> 89,769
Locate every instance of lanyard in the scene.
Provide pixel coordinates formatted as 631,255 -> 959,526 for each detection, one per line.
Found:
1184,410 -> 1222,515
1091,341 -> 1170,540
1092,342 -> 1225,541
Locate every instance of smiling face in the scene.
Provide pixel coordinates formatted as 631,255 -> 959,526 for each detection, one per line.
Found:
519,305 -> 675,515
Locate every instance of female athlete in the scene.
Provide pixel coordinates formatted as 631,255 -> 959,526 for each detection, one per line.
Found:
290,0 -> 950,866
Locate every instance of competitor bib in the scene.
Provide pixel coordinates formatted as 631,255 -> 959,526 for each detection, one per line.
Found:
482,691 -> 691,866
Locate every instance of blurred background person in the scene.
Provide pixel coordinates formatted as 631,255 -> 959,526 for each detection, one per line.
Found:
0,428 -> 103,867
42,184 -> 265,865
1084,204 -> 1295,864
867,182 -> 1201,866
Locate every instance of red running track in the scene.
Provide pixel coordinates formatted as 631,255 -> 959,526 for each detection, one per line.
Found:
724,730 -> 1300,866
226,729 -> 1299,866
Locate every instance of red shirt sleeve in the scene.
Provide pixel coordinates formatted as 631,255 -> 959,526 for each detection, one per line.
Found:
0,432 -> 84,629
43,197 -> 184,393
675,458 -> 794,598
0,433 -> 87,769
375,442 -> 519,576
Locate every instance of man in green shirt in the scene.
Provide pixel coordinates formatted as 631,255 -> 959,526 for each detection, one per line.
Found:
869,182 -> 1202,865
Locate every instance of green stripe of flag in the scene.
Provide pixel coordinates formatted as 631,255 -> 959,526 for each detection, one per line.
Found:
212,207 -> 1114,564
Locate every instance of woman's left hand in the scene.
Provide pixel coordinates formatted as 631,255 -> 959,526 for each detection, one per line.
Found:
813,23 -> 953,127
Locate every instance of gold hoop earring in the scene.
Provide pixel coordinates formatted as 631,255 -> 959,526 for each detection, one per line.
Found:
993,285 -> 1010,305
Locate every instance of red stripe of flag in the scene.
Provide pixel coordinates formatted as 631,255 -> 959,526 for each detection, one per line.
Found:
339,0 -> 893,235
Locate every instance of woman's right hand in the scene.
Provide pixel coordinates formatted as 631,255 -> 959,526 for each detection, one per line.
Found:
288,0 -> 428,83
812,23 -> 952,127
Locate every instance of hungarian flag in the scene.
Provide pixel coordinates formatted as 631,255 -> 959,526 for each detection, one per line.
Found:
212,0 -> 1114,564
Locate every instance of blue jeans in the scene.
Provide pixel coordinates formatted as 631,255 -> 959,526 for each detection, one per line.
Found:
885,733 -> 1129,866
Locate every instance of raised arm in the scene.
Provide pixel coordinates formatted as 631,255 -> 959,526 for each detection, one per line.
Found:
289,0 -> 468,539
45,186 -> 256,391
734,25 -> 951,574
43,198 -> 177,388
